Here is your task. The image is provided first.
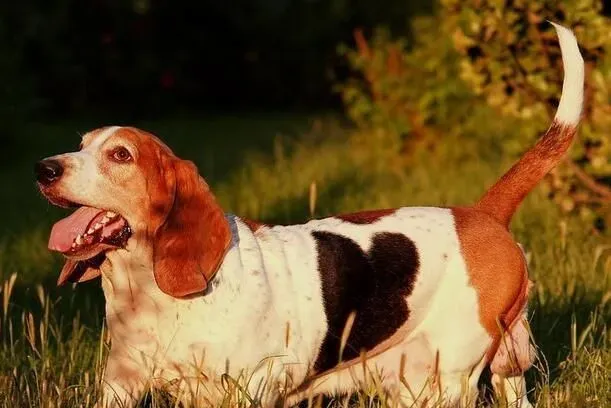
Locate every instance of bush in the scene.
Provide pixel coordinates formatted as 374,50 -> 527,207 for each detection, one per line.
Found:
339,1 -> 611,230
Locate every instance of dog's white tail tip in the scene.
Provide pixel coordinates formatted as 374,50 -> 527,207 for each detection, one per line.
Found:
550,21 -> 584,126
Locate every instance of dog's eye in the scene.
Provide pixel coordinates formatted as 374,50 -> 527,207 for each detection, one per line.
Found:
110,147 -> 132,162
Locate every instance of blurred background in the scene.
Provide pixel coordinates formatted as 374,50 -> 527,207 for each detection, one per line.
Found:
0,0 -> 430,122
2,0 -> 609,232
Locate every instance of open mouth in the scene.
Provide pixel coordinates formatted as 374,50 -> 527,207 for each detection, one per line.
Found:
48,206 -> 132,283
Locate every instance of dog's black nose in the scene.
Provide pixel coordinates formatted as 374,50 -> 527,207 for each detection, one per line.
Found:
35,159 -> 64,186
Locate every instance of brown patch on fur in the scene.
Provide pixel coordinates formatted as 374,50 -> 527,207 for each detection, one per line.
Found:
150,150 -> 230,298
311,231 -> 419,372
113,127 -> 231,298
242,218 -> 267,233
336,208 -> 396,224
452,207 -> 529,355
475,122 -> 576,227
237,209 -> 397,233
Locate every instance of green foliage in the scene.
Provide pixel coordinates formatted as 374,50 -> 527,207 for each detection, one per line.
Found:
443,0 -> 611,224
339,1 -> 611,228
337,18 -> 473,151
0,0 -> 436,116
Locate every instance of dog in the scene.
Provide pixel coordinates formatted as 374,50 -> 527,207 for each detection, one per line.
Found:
36,23 -> 583,407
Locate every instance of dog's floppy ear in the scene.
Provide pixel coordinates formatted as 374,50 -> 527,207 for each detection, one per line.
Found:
152,156 -> 231,297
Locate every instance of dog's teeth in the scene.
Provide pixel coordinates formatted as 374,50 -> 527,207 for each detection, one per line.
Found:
106,211 -> 116,218
100,216 -> 110,225
94,223 -> 102,230
71,242 -> 76,248
87,228 -> 95,234
75,234 -> 83,245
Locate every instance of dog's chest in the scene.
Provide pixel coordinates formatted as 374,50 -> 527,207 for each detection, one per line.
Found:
102,284 -> 258,375
100,249 -> 193,360
100,242 -> 296,377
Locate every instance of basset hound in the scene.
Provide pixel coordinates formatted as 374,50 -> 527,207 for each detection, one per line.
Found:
36,23 -> 583,408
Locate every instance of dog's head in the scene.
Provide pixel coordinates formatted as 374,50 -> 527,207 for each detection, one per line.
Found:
36,126 -> 231,297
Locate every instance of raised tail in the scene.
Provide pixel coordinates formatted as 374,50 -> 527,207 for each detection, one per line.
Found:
474,22 -> 584,227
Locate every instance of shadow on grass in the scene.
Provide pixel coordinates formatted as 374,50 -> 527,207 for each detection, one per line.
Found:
529,298 -> 606,379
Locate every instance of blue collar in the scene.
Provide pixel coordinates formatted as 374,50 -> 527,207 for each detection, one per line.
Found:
225,213 -> 240,248
205,214 -> 239,292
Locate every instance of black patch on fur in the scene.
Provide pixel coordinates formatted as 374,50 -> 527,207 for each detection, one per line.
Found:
311,231 -> 420,372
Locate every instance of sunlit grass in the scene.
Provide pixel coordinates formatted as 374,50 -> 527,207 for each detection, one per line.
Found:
0,114 -> 609,407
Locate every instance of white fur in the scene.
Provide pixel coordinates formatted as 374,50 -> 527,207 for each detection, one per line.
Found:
551,22 -> 584,125
93,126 -> 122,144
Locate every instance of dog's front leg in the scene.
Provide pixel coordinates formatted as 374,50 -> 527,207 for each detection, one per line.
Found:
100,382 -> 141,408
99,348 -> 150,408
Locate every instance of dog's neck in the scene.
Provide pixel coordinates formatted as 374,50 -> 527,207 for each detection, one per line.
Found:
101,213 -> 241,296
100,244 -> 154,299
99,221 -> 246,341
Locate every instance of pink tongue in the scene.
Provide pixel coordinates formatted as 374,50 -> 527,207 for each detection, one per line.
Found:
48,207 -> 102,253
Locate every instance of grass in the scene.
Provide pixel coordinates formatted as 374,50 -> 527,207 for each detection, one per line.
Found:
0,111 -> 609,407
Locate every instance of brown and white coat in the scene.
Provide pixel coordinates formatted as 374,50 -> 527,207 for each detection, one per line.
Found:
35,23 -> 583,408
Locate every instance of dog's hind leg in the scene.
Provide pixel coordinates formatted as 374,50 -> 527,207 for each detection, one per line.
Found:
490,312 -> 536,408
